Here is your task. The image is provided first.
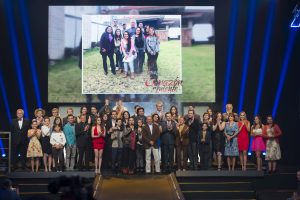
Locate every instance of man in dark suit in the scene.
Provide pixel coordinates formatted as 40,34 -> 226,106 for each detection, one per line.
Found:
10,109 -> 30,171
184,106 -> 201,122
134,107 -> 146,129
142,116 -> 161,173
75,115 -> 90,171
185,109 -> 201,170
160,112 -> 177,173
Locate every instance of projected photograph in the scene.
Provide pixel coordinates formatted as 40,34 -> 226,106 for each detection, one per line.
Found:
81,15 -> 182,94
48,6 -> 215,103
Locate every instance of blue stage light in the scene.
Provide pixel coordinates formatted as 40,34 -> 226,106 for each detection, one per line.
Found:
247,152 -> 252,156
19,0 -> 42,108
222,0 -> 239,112
290,4 -> 300,28
2,153 -> 6,158
272,29 -> 298,118
0,67 -> 12,122
238,0 -> 257,113
253,0 -> 276,116
4,0 -> 29,118
262,152 -> 266,156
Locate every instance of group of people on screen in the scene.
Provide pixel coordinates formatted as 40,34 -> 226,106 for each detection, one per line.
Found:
99,18 -> 160,80
10,100 -> 282,175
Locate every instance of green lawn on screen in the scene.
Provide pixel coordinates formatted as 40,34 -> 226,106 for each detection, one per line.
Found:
48,42 -> 215,103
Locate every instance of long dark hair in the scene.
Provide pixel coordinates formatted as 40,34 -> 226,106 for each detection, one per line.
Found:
105,26 -> 113,34
253,115 -> 263,129
123,31 -> 131,52
114,28 -> 122,40
169,106 -> 178,116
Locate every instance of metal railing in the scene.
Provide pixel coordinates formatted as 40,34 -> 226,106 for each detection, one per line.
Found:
0,132 -> 10,173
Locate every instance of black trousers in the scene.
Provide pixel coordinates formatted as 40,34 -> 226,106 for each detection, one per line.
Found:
148,53 -> 158,79
136,145 -> 145,169
11,142 -> 27,169
188,142 -> 198,169
134,49 -> 145,74
161,144 -> 175,170
199,144 -> 211,170
115,49 -> 122,68
101,53 -> 115,74
78,146 -> 90,170
52,148 -> 64,171
122,147 -> 136,170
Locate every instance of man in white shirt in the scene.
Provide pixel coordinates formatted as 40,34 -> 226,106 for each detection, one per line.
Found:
10,109 -> 30,171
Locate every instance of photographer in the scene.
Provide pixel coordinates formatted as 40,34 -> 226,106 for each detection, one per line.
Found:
0,178 -> 20,200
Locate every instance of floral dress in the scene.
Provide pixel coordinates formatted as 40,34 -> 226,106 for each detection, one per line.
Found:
27,129 -> 43,157
224,122 -> 239,156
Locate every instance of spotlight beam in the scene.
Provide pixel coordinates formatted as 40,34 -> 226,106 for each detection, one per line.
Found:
19,0 -> 42,108
222,0 -> 239,112
238,0 -> 257,113
253,0 -> 276,116
272,29 -> 298,118
4,0 -> 29,118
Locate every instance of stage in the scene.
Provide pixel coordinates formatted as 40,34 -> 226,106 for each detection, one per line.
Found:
3,169 -> 297,200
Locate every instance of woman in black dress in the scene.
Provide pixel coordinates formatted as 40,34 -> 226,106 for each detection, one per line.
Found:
41,117 -> 52,172
212,112 -> 225,170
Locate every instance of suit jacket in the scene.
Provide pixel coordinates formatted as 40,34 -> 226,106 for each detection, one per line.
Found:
75,122 -> 90,148
185,118 -> 201,143
160,121 -> 177,145
10,118 -> 30,145
142,123 -> 160,149
175,124 -> 189,146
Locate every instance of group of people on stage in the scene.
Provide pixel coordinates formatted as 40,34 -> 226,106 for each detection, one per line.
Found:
10,101 -> 282,175
99,18 -> 160,80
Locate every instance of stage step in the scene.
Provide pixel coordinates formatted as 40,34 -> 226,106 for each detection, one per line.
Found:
176,170 -> 260,199
6,171 -> 95,200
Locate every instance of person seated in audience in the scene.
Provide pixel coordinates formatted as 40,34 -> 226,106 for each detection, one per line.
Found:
0,178 -> 21,200
199,123 -> 212,170
63,114 -> 77,171
27,119 -> 43,172
50,125 -> 66,172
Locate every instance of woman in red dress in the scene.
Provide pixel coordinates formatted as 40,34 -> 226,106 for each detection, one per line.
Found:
91,117 -> 106,174
238,111 -> 250,171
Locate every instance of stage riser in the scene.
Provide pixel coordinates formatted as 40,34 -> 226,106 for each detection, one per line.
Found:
179,183 -> 253,190
182,191 -> 256,199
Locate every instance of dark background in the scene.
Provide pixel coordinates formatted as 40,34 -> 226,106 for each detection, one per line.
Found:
0,0 -> 299,166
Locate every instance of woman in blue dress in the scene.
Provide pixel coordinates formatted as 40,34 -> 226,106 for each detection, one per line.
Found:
224,113 -> 239,171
